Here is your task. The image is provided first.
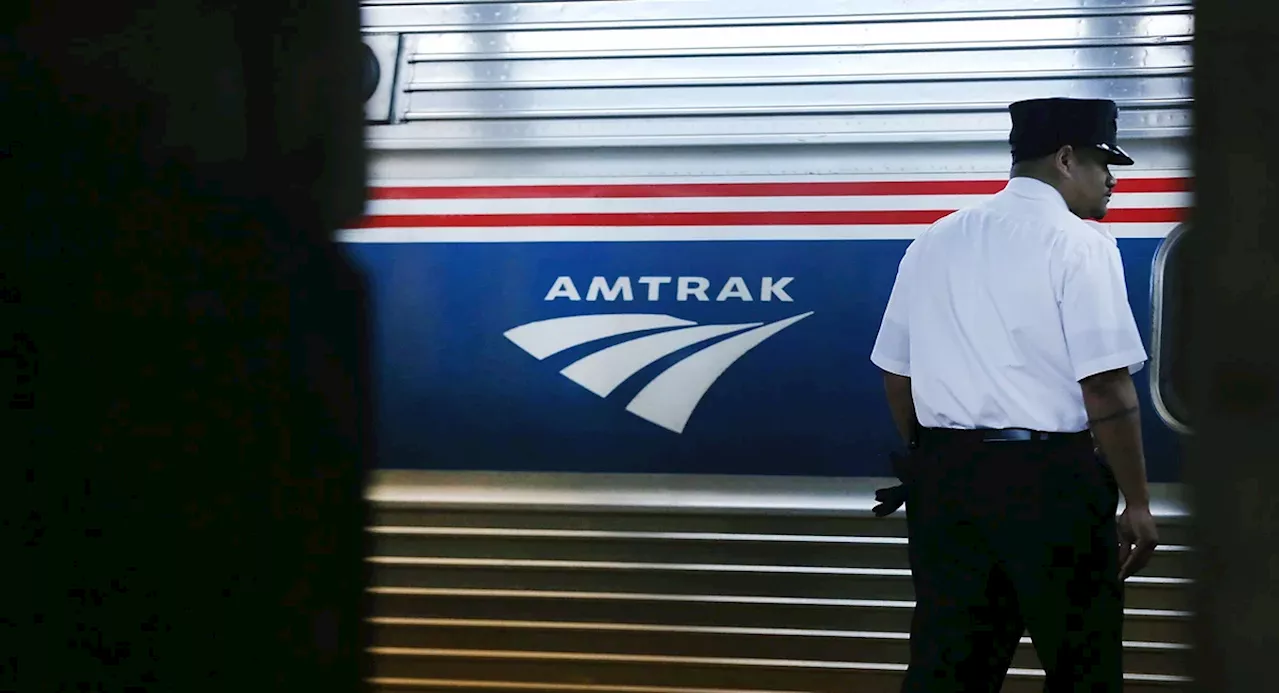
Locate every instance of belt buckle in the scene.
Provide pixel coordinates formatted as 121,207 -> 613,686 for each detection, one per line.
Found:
983,428 -> 1037,443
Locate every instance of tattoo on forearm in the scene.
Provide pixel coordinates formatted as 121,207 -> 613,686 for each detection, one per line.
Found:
1088,406 -> 1138,427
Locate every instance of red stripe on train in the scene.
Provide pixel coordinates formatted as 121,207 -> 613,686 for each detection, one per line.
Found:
368,178 -> 1190,200
355,208 -> 1184,229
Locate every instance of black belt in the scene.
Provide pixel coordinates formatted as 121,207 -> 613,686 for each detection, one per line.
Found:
871,428 -> 1090,518
919,427 -> 1089,443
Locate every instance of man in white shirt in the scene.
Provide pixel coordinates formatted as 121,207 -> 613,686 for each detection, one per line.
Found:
870,97 -> 1160,692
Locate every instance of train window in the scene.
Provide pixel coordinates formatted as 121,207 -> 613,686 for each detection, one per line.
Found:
362,34 -> 400,123
1149,223 -> 1193,434
361,42 -> 381,104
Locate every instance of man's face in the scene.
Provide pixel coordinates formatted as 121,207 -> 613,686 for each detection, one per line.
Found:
1063,147 -> 1118,220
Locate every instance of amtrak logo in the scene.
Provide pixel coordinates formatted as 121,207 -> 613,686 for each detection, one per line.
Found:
504,311 -> 813,433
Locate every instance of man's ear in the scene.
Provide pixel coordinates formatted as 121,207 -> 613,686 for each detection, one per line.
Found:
1054,145 -> 1076,173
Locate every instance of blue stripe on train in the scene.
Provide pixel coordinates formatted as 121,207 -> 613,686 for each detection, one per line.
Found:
342,238 -> 1178,482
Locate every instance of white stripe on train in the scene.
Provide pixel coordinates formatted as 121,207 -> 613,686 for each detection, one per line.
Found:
362,171 -> 1193,187
338,222 -> 1179,243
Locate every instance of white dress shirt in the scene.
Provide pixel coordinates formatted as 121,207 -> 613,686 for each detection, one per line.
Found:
870,176 -> 1148,432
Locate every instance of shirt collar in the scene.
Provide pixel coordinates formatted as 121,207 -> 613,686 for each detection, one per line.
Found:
1003,176 -> 1071,213
1003,176 -> 1115,242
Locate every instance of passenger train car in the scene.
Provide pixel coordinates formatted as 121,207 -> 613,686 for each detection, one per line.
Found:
347,2 -> 1194,691
347,0 -> 1192,480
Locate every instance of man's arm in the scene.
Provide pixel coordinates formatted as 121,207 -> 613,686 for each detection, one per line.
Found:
1057,236 -> 1158,578
871,370 -> 917,517
1080,367 -> 1159,579
870,245 -> 919,516
1080,367 -> 1150,508
882,372 -> 917,446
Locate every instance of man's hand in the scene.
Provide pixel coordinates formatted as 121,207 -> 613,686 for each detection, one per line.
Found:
1117,503 -> 1159,580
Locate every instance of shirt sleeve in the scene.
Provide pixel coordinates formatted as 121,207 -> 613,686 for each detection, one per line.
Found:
1058,236 -> 1148,381
870,244 -> 916,377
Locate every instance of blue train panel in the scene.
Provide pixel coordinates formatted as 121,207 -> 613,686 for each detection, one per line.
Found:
341,238 -> 1178,482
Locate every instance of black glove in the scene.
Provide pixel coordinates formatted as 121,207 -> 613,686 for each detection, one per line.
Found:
872,483 -> 907,517
871,450 -> 915,518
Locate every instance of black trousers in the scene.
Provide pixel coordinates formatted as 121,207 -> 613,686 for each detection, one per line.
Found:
901,429 -> 1123,693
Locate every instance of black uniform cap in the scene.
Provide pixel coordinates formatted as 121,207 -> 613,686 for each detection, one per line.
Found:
1008,97 -> 1134,166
